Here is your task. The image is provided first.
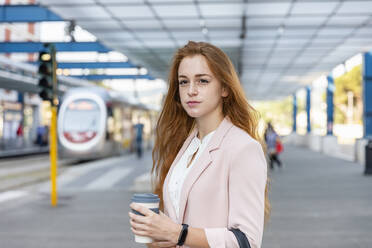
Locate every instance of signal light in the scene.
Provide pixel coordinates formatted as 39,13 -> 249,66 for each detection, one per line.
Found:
38,44 -> 55,102
39,87 -> 53,101
38,63 -> 52,75
39,52 -> 51,62
38,77 -> 53,88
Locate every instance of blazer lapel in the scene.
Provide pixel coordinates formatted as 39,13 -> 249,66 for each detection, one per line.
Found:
163,128 -> 198,221
178,117 -> 234,222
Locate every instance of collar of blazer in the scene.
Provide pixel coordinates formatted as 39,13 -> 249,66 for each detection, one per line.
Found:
164,116 -> 234,223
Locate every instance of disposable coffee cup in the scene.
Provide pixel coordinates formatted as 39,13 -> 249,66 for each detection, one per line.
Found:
131,193 -> 160,243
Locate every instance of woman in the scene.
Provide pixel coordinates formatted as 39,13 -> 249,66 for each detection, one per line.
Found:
129,41 -> 269,248
264,122 -> 282,170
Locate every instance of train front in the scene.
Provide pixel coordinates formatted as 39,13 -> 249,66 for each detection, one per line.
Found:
58,92 -> 107,160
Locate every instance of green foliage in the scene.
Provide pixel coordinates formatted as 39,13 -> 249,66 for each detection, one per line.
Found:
253,96 -> 293,132
334,65 -> 362,124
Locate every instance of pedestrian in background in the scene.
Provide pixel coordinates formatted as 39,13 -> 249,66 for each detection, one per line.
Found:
16,122 -> 24,148
264,122 -> 283,170
36,125 -> 44,147
42,125 -> 49,146
129,41 -> 269,248
133,121 -> 144,159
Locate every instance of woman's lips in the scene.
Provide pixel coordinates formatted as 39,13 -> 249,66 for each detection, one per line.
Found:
187,101 -> 200,107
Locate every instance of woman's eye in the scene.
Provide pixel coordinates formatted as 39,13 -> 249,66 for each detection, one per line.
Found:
200,79 -> 209,84
179,80 -> 188,85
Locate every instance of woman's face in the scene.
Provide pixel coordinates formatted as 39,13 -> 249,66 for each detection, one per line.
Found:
178,55 -> 228,119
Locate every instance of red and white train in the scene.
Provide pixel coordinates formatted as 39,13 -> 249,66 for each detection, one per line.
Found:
57,87 -> 156,160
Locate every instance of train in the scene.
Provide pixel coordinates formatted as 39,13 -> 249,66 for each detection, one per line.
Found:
57,86 -> 156,160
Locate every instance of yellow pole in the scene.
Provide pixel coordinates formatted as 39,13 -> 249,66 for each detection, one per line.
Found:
50,106 -> 58,207
50,44 -> 58,207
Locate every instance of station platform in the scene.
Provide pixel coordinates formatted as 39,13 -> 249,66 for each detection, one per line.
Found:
263,145 -> 372,248
0,146 -> 48,159
0,145 -> 371,248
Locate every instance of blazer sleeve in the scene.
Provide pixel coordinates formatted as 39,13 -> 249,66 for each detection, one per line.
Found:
204,141 -> 267,248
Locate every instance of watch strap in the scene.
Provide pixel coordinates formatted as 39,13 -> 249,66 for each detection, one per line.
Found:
177,224 -> 189,246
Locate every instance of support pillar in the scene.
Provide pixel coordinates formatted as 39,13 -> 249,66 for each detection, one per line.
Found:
364,52 -> 372,138
362,52 -> 372,174
293,93 -> 297,133
326,75 -> 334,135
17,92 -> 24,130
306,86 -> 311,133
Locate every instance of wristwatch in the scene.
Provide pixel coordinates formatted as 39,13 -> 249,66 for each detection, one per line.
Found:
177,223 -> 189,246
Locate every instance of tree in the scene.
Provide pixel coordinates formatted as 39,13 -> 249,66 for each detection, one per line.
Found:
334,65 -> 362,124
253,96 -> 293,135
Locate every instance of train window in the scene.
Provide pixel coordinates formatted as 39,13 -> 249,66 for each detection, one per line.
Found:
106,105 -> 114,140
62,99 -> 100,143
107,105 -> 113,117
113,107 -> 123,142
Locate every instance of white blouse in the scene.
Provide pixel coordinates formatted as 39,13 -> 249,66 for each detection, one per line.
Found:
168,130 -> 216,220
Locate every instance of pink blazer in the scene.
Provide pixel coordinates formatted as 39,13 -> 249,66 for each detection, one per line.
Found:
163,117 -> 267,248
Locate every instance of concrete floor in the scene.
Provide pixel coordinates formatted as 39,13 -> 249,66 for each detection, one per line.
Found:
0,145 -> 371,248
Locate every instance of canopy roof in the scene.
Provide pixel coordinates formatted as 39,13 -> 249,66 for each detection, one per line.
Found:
40,0 -> 372,100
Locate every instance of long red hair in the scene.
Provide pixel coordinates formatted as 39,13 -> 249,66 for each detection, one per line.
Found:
151,41 -> 270,222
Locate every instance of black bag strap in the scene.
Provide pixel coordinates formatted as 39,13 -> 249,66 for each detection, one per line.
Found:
229,228 -> 251,248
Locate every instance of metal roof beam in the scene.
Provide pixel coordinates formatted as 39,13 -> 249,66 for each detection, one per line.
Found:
0,5 -> 63,22
0,42 -> 111,53
58,62 -> 136,69
71,74 -> 154,80
30,61 -> 136,69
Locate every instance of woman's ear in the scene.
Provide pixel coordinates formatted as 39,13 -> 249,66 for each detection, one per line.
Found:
221,86 -> 229,98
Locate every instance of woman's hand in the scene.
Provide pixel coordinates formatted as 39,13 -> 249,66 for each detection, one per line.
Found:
129,202 -> 181,247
